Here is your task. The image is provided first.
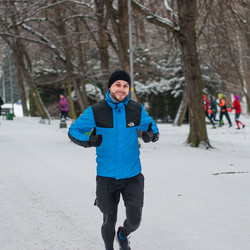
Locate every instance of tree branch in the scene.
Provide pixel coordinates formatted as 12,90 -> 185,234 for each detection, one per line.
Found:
27,0 -> 93,20
132,0 -> 179,36
0,32 -> 48,46
163,0 -> 179,21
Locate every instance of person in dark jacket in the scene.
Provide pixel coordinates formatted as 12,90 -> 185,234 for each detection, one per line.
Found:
217,93 -> 232,127
68,70 -> 159,250
208,95 -> 219,123
0,96 -> 4,115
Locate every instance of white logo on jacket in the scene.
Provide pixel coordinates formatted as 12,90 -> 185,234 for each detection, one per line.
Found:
128,122 -> 135,127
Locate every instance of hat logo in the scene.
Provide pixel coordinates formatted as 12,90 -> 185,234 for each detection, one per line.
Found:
128,122 -> 135,127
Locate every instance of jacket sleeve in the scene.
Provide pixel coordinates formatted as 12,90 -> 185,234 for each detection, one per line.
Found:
138,105 -> 159,134
68,106 -> 96,147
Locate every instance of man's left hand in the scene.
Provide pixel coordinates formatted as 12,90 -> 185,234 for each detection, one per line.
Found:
142,123 -> 158,143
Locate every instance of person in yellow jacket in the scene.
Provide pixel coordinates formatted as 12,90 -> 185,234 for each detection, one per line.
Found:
217,93 -> 232,127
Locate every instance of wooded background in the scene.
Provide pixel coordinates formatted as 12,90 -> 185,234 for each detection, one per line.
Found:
0,0 -> 249,147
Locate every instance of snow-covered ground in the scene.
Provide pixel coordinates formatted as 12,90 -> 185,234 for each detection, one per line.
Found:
0,115 -> 250,250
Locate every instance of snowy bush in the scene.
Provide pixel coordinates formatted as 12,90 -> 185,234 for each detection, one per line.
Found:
85,83 -> 104,101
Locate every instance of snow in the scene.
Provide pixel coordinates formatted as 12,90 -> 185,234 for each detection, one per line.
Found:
163,0 -> 179,21
133,0 -> 178,31
0,115 -> 250,250
1,103 -> 23,117
85,84 -> 104,101
135,77 -> 184,97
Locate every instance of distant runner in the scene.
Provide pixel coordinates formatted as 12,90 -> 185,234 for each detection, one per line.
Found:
232,95 -> 245,130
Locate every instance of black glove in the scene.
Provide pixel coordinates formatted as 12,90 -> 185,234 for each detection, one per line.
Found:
152,132 -> 159,142
142,123 -> 159,143
89,128 -> 102,147
142,123 -> 154,143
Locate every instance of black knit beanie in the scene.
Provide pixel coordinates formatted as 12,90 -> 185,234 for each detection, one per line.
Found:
108,70 -> 131,89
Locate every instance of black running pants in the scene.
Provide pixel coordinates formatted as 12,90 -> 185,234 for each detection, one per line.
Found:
102,205 -> 142,250
219,111 -> 232,125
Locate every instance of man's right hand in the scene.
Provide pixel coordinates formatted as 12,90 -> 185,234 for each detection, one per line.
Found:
89,128 -> 102,147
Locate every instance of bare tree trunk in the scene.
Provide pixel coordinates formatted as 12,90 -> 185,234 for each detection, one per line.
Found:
53,3 -> 87,111
177,0 -> 211,147
135,17 -> 147,46
71,78 -> 86,111
67,82 -> 77,120
76,78 -> 88,109
132,0 -> 210,146
10,41 -> 49,119
109,0 -> 130,71
14,58 -> 29,116
73,18 -> 90,108
4,1 -> 48,119
33,85 -> 52,121
173,85 -> 188,126
95,0 -> 110,93
80,80 -> 89,106
237,35 -> 250,114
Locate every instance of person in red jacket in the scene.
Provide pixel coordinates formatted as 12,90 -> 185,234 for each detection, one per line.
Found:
232,95 -> 245,129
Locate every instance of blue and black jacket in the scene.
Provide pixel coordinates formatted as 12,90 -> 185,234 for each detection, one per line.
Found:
68,91 -> 159,180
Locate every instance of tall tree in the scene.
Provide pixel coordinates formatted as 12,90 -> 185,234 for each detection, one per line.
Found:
80,0 -> 110,93
51,1 -> 88,111
132,0 -> 211,147
106,0 -> 130,72
95,0 -> 110,93
1,0 -> 49,118
177,0 -> 210,147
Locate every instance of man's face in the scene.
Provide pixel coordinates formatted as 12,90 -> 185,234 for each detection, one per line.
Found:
109,80 -> 129,102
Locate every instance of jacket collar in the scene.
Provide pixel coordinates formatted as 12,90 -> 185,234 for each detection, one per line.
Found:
105,90 -> 129,110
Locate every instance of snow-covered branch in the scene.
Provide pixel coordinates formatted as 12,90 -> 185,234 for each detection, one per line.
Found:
22,24 -> 66,63
0,32 -> 48,46
132,0 -> 179,34
230,7 -> 247,24
163,0 -> 179,21
63,14 -> 97,23
27,0 -> 93,20
16,17 -> 47,27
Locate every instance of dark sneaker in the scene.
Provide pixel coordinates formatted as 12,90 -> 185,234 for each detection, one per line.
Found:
116,226 -> 131,250
229,124 -> 232,128
243,125 -> 245,129
236,127 -> 240,130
